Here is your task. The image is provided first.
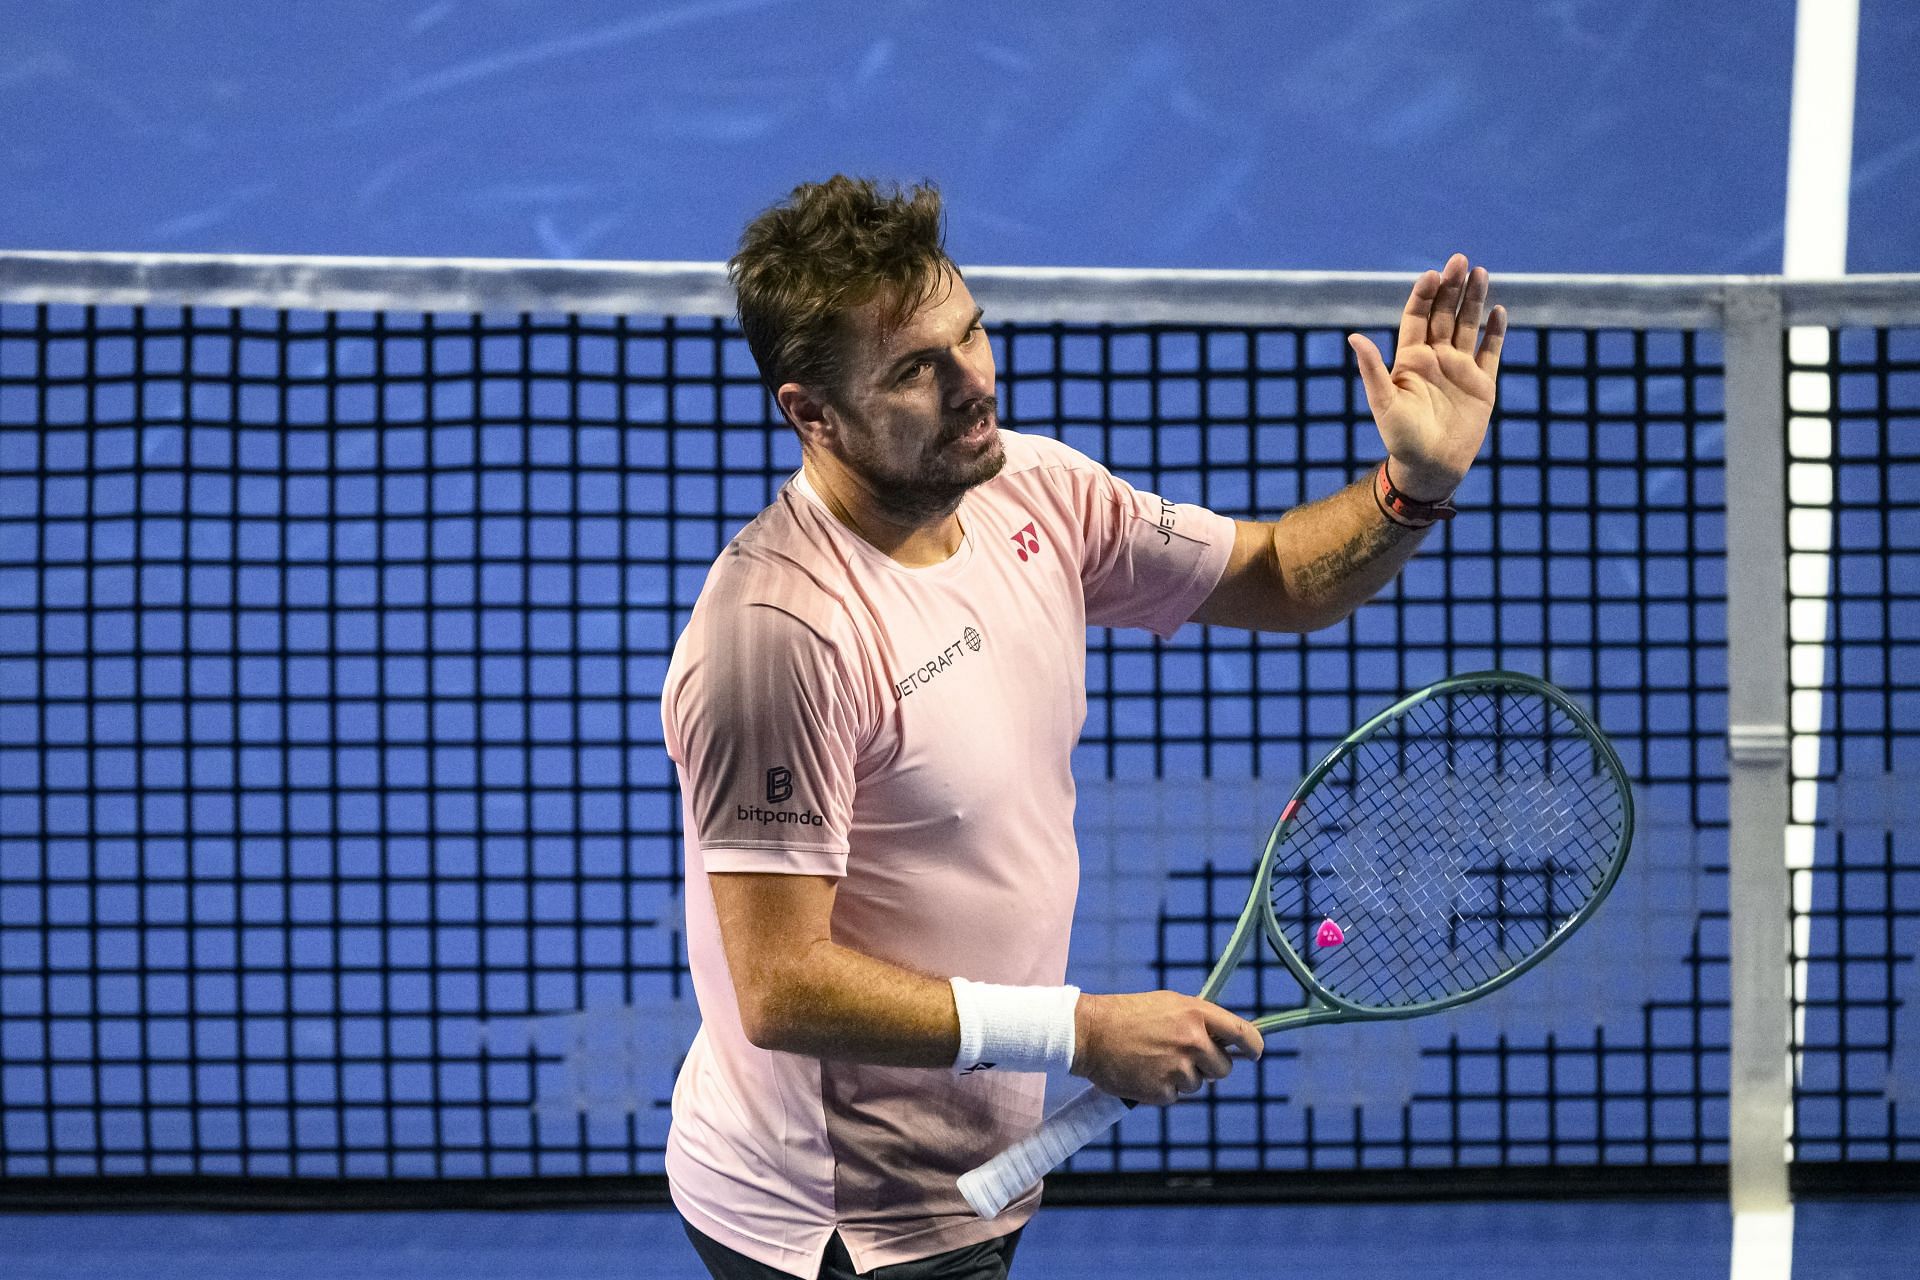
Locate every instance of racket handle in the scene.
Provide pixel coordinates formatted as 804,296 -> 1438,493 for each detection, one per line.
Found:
957,1086 -> 1132,1219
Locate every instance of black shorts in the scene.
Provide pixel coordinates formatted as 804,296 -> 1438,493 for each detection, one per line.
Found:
681,1217 -> 1024,1279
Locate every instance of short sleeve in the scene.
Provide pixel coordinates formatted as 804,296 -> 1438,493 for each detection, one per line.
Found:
1073,455 -> 1236,638
663,602 -> 861,876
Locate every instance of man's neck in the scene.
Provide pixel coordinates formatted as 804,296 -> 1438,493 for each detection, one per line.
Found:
801,454 -> 964,568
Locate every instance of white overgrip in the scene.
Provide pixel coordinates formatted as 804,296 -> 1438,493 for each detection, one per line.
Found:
956,1085 -> 1133,1218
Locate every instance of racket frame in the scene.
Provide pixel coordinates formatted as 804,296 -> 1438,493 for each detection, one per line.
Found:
1195,669 -> 1636,1034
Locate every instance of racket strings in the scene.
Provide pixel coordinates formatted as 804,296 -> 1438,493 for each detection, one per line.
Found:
1270,686 -> 1628,1010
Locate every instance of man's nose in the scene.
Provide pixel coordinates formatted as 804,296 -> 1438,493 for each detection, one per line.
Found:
946,339 -> 995,405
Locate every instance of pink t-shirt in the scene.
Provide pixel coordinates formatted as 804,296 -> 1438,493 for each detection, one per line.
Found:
661,430 -> 1234,1276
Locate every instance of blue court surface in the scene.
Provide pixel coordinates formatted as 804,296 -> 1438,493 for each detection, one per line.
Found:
3,1200 -> 1915,1279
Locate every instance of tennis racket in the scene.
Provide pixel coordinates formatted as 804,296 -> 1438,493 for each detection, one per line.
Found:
958,670 -> 1634,1218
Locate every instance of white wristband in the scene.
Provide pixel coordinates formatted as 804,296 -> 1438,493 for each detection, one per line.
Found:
949,977 -> 1079,1075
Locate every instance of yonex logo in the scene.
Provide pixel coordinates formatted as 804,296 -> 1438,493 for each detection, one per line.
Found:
960,1060 -> 997,1075
1010,522 -> 1040,561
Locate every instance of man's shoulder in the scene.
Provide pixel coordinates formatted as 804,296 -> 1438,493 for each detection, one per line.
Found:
991,428 -> 1100,480
977,432 -> 1117,530
693,488 -> 853,644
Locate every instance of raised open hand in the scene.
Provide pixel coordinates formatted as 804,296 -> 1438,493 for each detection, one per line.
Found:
1347,254 -> 1507,501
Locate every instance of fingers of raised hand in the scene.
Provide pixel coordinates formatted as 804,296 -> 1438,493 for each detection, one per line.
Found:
1396,269 -> 1442,354
1428,254 -> 1469,345
1451,266 -> 1491,351
1347,333 -> 1394,415
1476,304 -> 1509,377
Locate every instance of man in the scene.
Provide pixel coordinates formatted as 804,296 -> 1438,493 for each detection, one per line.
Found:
662,176 -> 1505,1279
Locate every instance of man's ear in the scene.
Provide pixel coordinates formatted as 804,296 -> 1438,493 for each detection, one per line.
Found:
775,382 -> 835,449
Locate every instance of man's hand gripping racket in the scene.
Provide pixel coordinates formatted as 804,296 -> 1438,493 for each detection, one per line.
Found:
958,671 -> 1635,1218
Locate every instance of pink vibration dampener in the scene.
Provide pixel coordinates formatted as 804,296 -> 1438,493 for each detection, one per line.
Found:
1315,919 -> 1346,947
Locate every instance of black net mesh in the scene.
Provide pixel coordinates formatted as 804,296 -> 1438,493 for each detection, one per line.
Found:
0,294 -> 1885,1186
0,307 -> 757,1177
1059,323 -> 1730,1173
1785,324 -> 1920,1164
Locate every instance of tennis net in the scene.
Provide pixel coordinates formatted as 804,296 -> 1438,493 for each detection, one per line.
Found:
0,255 -> 1913,1202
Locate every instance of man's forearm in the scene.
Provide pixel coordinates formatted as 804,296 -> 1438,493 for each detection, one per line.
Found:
742,939 -> 962,1066
1273,474 -> 1430,629
1196,471 -> 1431,633
745,944 -> 1256,1103
711,874 -> 1256,1094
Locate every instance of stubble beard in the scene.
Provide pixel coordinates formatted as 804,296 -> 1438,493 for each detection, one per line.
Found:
841,395 -> 1006,523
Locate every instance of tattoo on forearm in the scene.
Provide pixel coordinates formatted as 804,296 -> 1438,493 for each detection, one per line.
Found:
1292,516 -> 1419,604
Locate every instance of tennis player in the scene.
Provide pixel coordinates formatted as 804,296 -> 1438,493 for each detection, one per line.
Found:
662,175 -> 1505,1279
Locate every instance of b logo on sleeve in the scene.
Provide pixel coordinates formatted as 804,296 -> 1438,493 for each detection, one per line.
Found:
735,766 -> 823,827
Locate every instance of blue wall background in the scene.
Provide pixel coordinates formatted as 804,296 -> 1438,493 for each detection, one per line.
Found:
3,0 -> 1915,273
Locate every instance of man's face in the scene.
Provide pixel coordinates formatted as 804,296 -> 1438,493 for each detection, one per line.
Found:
821,269 -> 1003,520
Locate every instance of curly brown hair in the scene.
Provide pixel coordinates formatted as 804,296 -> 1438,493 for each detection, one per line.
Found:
730,175 -> 955,408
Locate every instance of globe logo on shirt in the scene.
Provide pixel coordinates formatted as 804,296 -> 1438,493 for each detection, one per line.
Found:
893,626 -> 987,699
